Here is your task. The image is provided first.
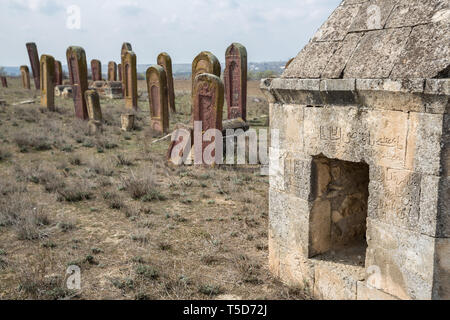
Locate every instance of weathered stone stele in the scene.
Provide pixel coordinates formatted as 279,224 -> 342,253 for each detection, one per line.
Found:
26,42 -> 40,90
91,59 -> 102,81
157,52 -> 176,114
108,61 -> 117,81
146,65 -> 169,134
120,43 -> 132,93
261,0 -> 450,301
192,73 -> 224,165
191,51 -> 221,97
224,43 -> 247,121
0,77 -> 7,88
20,66 -> 31,89
66,46 -> 89,120
118,64 -> 122,82
122,51 -> 138,110
40,54 -> 55,110
85,90 -> 103,134
54,60 -> 63,86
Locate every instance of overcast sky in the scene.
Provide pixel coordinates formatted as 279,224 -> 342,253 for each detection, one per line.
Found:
0,0 -> 341,66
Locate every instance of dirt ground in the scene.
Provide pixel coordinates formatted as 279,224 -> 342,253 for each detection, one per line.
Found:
0,78 -> 308,300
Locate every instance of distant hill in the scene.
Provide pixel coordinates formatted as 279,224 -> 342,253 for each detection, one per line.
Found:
1,61 -> 287,78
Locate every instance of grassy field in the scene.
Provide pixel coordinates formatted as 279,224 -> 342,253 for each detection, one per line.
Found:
0,78 -> 308,300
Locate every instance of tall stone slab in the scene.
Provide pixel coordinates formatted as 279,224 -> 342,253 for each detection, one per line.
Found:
85,90 -> 103,134
66,46 -> 89,120
40,54 -> 55,110
122,51 -> 138,110
157,52 -> 176,114
192,73 -> 224,165
118,64 -> 122,82
26,42 -> 40,90
121,43 -> 132,92
108,61 -> 117,81
224,43 -> 247,120
91,59 -> 102,81
0,77 -> 7,88
54,60 -> 63,85
146,65 -> 169,134
20,66 -> 31,89
191,51 -> 221,97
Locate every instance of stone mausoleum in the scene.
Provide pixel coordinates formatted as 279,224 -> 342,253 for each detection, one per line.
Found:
261,0 -> 449,300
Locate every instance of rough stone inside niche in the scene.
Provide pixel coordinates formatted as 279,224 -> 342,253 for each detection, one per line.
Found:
309,155 -> 369,268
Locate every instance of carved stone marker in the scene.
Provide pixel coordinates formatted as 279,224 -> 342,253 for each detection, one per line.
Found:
146,65 -> 169,134
40,54 -> 55,110
1,77 -> 7,88
20,66 -> 31,89
118,64 -> 122,82
157,52 -> 176,114
192,73 -> 224,165
91,59 -> 102,81
122,51 -> 138,110
224,43 -> 247,121
66,46 -> 89,120
85,90 -> 103,134
191,51 -> 221,97
54,60 -> 63,85
121,43 -> 132,93
26,42 -> 40,90
121,113 -> 135,132
108,61 -> 117,81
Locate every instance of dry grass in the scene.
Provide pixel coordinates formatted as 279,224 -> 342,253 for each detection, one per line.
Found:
0,77 -> 306,300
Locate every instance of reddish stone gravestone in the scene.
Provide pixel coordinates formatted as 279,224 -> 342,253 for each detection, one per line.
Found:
118,64 -> 122,82
26,42 -> 40,89
224,43 -> 247,121
122,51 -> 138,110
66,46 -> 89,120
157,52 -> 176,114
191,51 -> 221,98
121,43 -> 132,94
40,54 -> 55,110
91,59 -> 102,82
20,66 -> 31,89
146,65 -> 169,134
192,73 -> 224,165
1,77 -> 7,88
54,60 -> 63,85
108,61 -> 117,81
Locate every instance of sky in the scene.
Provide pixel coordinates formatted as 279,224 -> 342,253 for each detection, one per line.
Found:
0,0 -> 341,66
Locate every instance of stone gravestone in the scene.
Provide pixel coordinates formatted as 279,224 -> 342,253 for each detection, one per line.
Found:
157,52 -> 176,113
66,46 -> 89,120
91,59 -> 102,82
118,64 -> 122,82
146,65 -> 169,134
121,43 -> 132,93
192,73 -> 224,165
191,51 -> 221,97
224,43 -> 247,121
40,55 -> 55,110
54,60 -> 63,86
85,90 -> 103,134
20,66 -> 31,89
1,77 -> 7,88
122,51 -> 138,110
108,61 -> 117,81
26,42 -> 40,90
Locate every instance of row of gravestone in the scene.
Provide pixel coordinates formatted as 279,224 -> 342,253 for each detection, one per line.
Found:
20,42 -> 247,145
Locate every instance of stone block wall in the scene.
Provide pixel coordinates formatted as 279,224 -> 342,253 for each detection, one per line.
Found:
261,78 -> 449,300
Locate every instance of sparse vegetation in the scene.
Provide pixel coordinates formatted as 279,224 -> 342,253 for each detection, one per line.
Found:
0,78 -> 299,300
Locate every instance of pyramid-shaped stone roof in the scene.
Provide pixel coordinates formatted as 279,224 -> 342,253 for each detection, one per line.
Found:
283,0 -> 450,79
